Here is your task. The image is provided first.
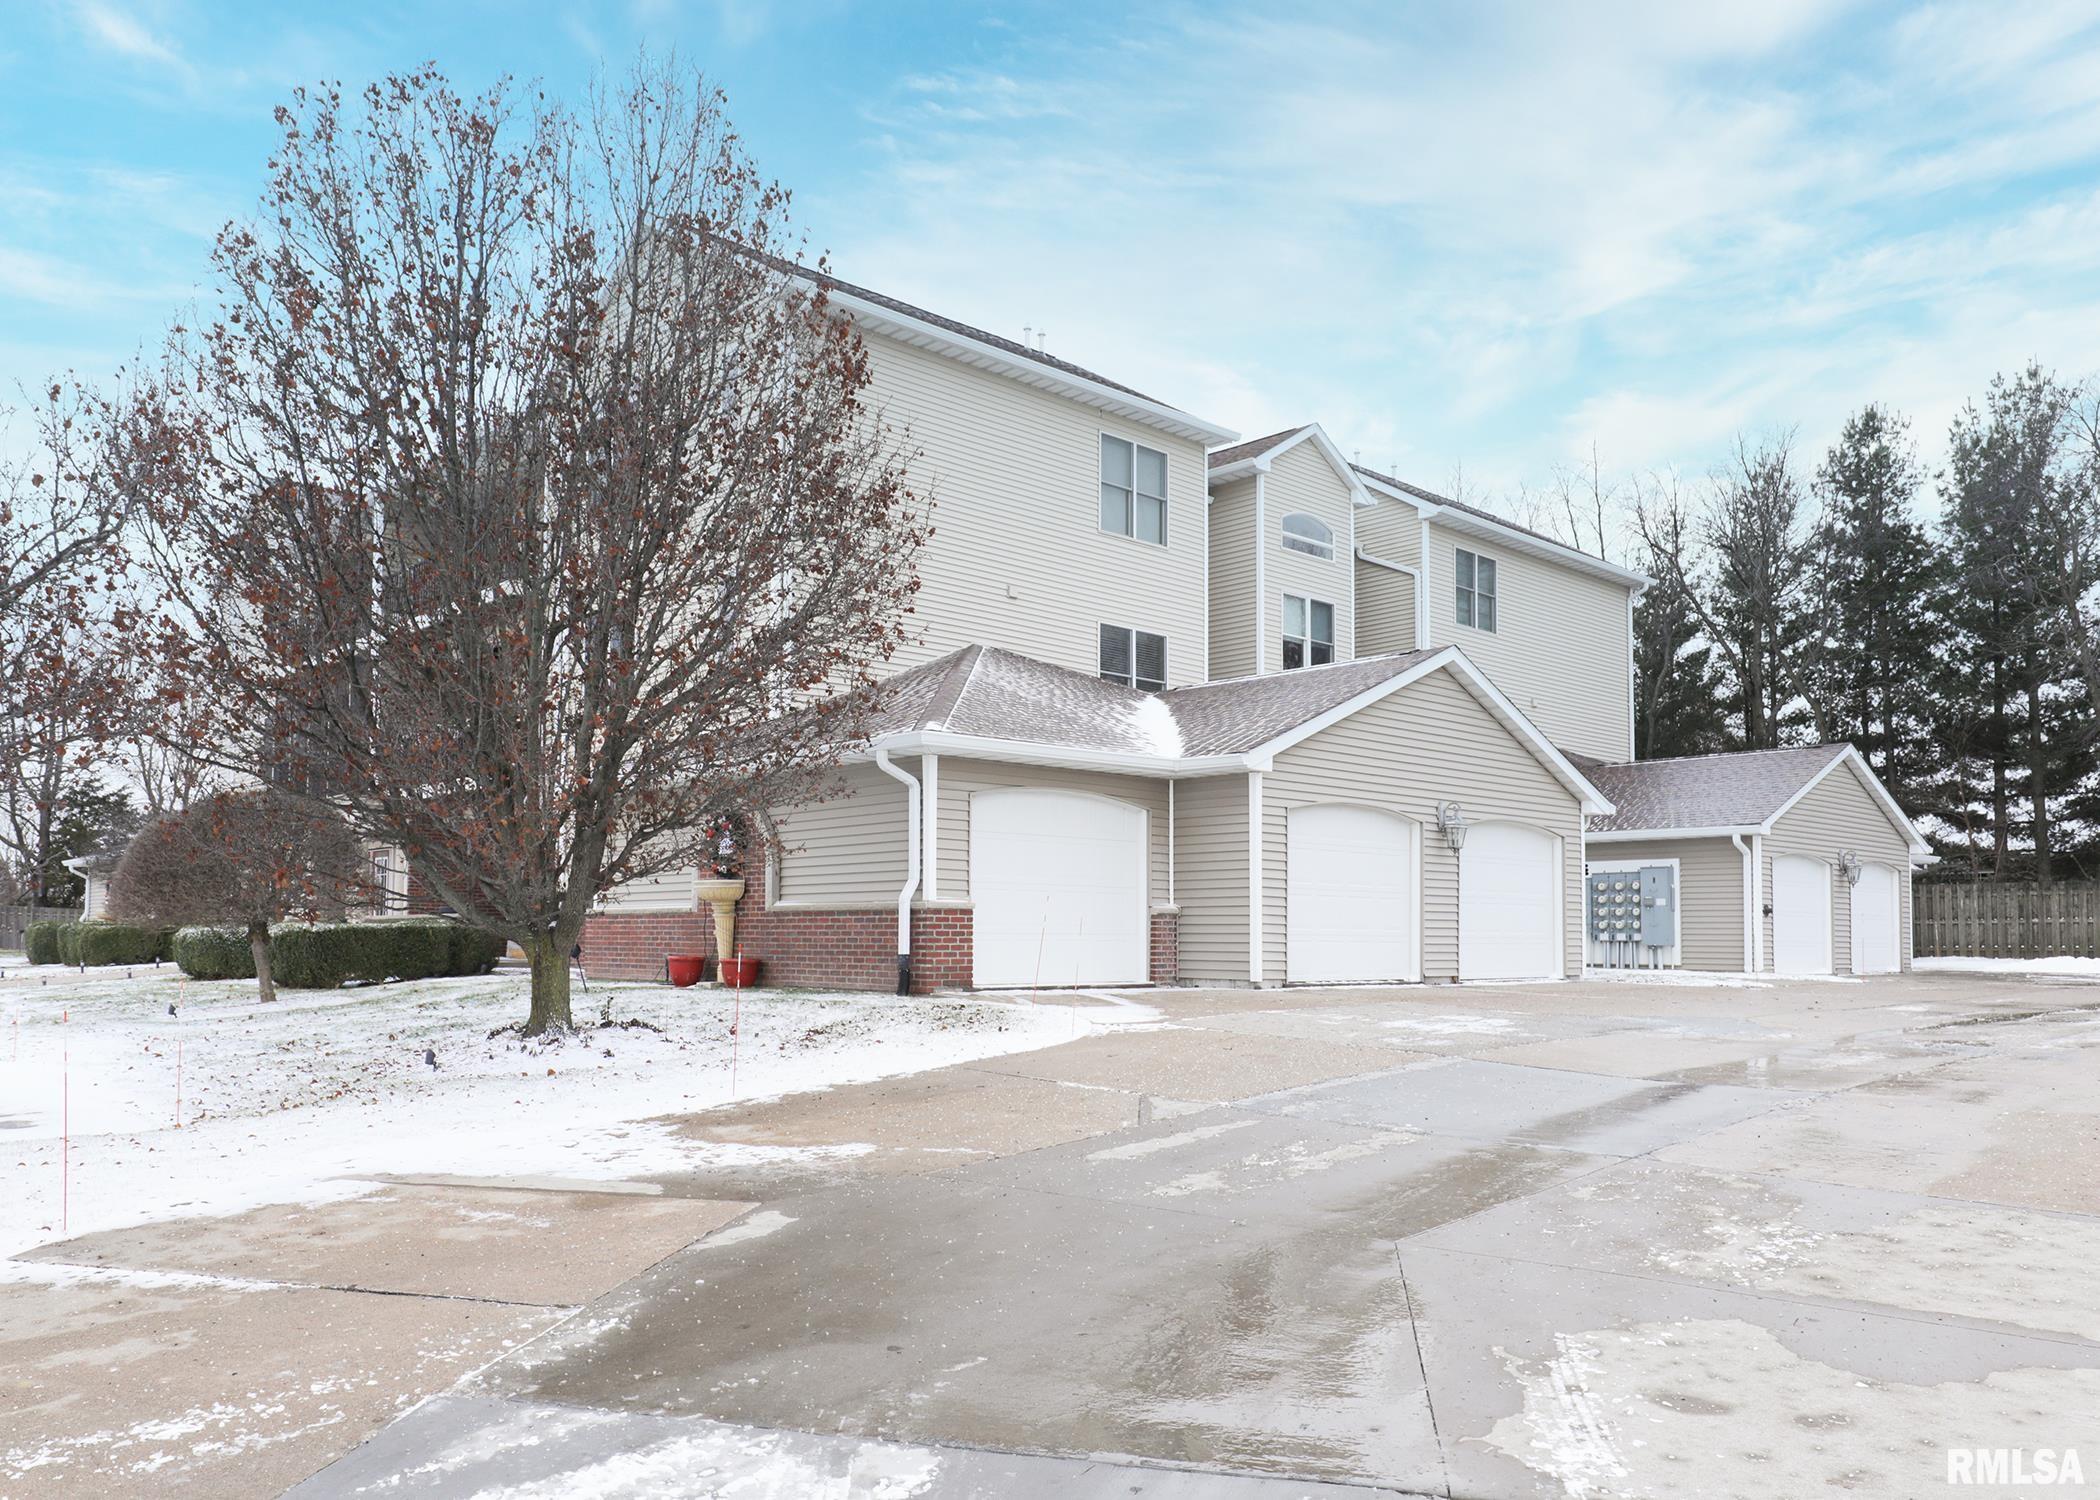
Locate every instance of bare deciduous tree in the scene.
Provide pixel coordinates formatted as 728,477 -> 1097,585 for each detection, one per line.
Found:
135,63 -> 925,1032
108,789 -> 365,1003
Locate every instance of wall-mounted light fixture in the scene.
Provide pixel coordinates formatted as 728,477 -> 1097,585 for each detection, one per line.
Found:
1436,801 -> 1470,852
1835,849 -> 1862,886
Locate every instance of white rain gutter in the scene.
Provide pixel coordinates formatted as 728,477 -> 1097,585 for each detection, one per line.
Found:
1730,833 -> 1758,975
872,747 -> 921,994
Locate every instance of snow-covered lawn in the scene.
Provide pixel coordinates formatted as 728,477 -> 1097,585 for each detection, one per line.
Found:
0,960 -> 1114,1260
1914,955 -> 2100,976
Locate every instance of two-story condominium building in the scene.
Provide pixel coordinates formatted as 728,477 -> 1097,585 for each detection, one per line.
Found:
582,268 -> 1929,992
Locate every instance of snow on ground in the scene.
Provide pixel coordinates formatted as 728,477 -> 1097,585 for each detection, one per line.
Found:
1915,955 -> 2100,976
0,961 -> 1129,1259
1580,968 -> 1774,988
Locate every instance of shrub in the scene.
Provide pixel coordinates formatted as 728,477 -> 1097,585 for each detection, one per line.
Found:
263,919 -> 507,989
23,920 -> 69,965
71,922 -> 175,967
172,926 -> 258,980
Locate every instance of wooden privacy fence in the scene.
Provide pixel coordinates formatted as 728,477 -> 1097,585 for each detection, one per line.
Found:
0,904 -> 81,951
1914,882 -> 2100,959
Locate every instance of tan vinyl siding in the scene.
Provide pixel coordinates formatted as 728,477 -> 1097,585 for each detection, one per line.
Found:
1595,836 -> 1747,971
774,761 -> 910,906
1354,556 -> 1417,655
1265,668 -> 1584,982
596,864 -> 700,914
866,335 -> 1209,686
1262,441 -> 1357,671
1174,771 -> 1252,983
1207,477 -> 1259,680
934,759 -> 1167,905
1355,497 -> 1424,568
1422,521 -> 1633,762
1762,761 -> 1915,973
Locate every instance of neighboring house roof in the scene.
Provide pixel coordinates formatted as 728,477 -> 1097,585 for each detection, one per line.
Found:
1583,743 -> 1928,852
858,644 -> 1612,813
1207,427 -> 1306,469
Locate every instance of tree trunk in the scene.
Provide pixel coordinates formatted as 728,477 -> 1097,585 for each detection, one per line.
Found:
249,918 -> 277,1004
1990,658 -> 2009,875
2028,680 -> 2052,888
525,931 -> 572,1035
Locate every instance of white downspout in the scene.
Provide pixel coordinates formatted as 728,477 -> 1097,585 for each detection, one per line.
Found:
1730,834 -> 1755,975
873,747 -> 921,994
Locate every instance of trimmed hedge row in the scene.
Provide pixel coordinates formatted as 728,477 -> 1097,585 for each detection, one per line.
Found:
23,920 -> 67,965
171,918 -> 506,989
25,921 -> 176,968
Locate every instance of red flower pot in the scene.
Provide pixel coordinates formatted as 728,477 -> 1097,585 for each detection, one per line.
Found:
667,954 -> 708,988
719,956 -> 761,988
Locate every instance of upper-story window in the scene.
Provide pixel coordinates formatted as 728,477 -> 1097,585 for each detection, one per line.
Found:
1100,435 -> 1167,546
1099,623 -> 1167,692
1280,512 -> 1334,560
1282,593 -> 1334,670
1456,547 -> 1498,632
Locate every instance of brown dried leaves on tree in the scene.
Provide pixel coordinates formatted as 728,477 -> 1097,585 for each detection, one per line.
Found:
132,63 -> 927,1031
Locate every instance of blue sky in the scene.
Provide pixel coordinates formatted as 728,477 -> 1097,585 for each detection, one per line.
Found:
7,1 -> 2100,512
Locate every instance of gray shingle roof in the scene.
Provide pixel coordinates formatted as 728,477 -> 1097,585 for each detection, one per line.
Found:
1583,744 -> 1852,833
782,262 -> 1179,411
1207,427 -> 1307,469
1349,462 -> 1612,562
860,645 -> 1442,760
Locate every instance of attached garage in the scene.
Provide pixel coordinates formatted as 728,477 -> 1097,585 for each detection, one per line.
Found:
969,788 -> 1148,987
1771,854 -> 1833,974
1286,804 -> 1418,983
1459,821 -> 1563,980
1850,862 -> 1902,975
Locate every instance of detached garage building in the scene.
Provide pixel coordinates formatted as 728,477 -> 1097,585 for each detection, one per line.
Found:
1580,744 -> 1930,976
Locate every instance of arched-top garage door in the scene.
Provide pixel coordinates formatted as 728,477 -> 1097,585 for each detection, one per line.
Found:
1772,854 -> 1832,975
970,789 -> 1147,988
1287,804 -> 1418,983
1459,822 -> 1561,980
1850,862 -> 1901,975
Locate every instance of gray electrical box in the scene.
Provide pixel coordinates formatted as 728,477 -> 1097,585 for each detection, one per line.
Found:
1586,864 -> 1677,959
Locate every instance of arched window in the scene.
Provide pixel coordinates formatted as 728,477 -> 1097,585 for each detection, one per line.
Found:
1280,512 -> 1334,560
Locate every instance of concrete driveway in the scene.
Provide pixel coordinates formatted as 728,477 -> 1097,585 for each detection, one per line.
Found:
24,969 -> 2100,1497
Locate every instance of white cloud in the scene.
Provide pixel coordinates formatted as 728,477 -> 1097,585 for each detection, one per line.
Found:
810,2 -> 2100,498
74,1 -> 193,81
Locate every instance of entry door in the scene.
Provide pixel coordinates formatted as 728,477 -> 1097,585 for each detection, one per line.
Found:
1771,854 -> 1833,974
970,789 -> 1147,988
1850,862 -> 1901,974
1459,822 -> 1561,980
1287,805 -> 1418,983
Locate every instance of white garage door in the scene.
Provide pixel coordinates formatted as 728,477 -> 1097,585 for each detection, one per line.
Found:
970,789 -> 1147,988
1288,805 -> 1418,983
1772,854 -> 1832,975
1459,822 -> 1561,980
1850,862 -> 1901,975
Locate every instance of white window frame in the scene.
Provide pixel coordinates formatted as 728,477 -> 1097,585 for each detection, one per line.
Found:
1280,512 -> 1334,560
1281,592 -> 1335,671
1098,622 -> 1168,692
1099,432 -> 1169,547
1456,546 -> 1498,633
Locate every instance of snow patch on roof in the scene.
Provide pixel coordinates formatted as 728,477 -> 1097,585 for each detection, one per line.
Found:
1130,694 -> 1184,758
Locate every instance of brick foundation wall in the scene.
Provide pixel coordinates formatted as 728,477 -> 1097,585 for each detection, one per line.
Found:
581,874 -> 975,994
1149,907 -> 1179,985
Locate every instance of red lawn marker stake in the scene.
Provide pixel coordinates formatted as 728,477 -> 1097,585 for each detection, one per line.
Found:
61,1008 -> 68,1235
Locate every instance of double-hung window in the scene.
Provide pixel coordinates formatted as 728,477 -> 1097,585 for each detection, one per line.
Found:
1456,547 -> 1497,632
1099,624 -> 1167,692
1282,594 -> 1334,670
1100,435 -> 1167,545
